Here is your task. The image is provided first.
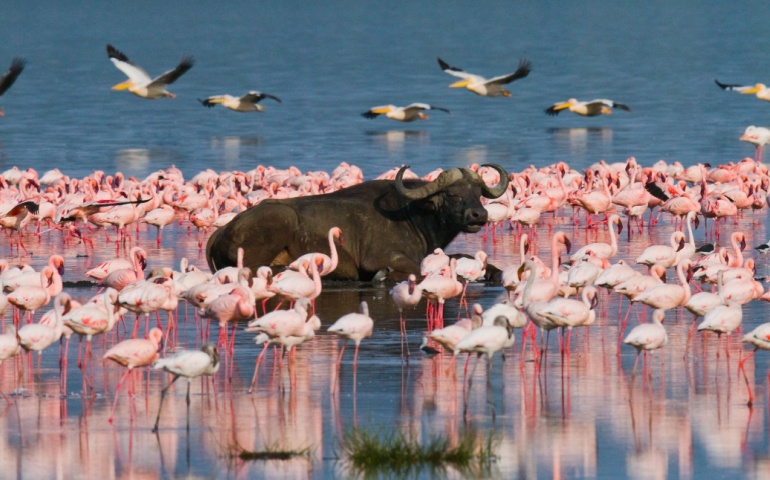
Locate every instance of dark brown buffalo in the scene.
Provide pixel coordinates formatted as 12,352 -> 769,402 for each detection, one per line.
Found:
206,164 -> 508,281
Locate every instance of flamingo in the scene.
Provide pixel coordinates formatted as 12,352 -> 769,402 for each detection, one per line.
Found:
103,328 -> 164,423
2,254 -> 65,293
569,214 -> 623,261
250,266 -> 276,314
633,260 -> 692,310
429,310 -> 481,371
512,232 -> 571,304
740,125 -> 770,162
7,266 -> 54,323
202,285 -> 256,350
18,293 -> 68,367
100,248 -> 148,291
697,299 -> 743,356
417,259 -> 462,329
268,256 -> 323,304
142,204 -> 176,245
541,286 -> 598,352
389,274 -> 422,356
63,288 -> 119,373
635,231 -> 686,269
85,247 -> 147,281
623,309 -> 668,376
595,260 -> 639,290
519,260 -> 560,359
420,248 -> 449,277
454,250 -> 487,308
151,344 -> 220,433
328,301 -> 374,366
455,316 -> 514,396
287,226 -> 342,276
740,322 -> 770,405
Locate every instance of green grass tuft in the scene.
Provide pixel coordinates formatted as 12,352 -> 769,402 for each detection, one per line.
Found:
228,441 -> 311,462
339,428 -> 497,476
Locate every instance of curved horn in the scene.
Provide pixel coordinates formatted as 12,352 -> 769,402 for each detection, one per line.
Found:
395,165 -> 463,201
477,164 -> 509,198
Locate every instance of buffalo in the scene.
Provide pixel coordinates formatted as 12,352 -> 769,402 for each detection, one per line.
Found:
206,164 -> 508,281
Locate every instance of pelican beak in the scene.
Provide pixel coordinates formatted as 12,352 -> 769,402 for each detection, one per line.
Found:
449,79 -> 470,88
742,86 -> 761,94
111,80 -> 134,91
371,107 -> 391,114
552,103 -> 571,111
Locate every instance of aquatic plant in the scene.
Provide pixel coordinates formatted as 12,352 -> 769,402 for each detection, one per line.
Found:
338,428 -> 497,477
228,440 -> 311,462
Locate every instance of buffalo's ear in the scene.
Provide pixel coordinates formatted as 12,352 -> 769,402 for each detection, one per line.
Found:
413,197 -> 440,212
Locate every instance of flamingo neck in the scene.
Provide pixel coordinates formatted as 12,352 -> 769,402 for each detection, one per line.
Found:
677,264 -> 691,305
328,230 -> 339,273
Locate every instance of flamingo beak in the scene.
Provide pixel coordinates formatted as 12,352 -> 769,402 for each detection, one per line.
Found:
741,237 -> 747,251
694,215 -> 700,229
661,272 -> 667,283
523,241 -> 529,255
677,239 -> 685,252
564,237 -> 572,254
686,267 -> 694,283
591,294 -> 599,310
517,264 -> 525,281
57,263 -> 65,276
616,220 -> 623,235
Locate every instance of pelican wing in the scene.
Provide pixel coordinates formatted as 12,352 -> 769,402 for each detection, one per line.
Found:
0,57 -> 25,97
590,99 -> 632,112
403,103 -> 449,114
715,79 -> 753,93
241,91 -> 282,104
106,44 -> 152,84
486,59 -> 532,85
148,55 -> 194,87
437,57 -> 473,80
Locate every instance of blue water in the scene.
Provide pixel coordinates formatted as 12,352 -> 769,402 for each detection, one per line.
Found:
3,2 -> 770,478
3,2 -> 770,181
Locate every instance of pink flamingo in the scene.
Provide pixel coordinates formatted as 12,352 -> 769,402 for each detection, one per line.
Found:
417,259 -> 462,329
101,247 -> 148,291
63,288 -> 119,375
85,246 -> 147,281
420,248 -> 449,277
512,232 -> 571,304
202,285 -> 256,351
7,266 -> 54,324
570,215 -> 622,262
250,266 -> 276,314
103,327 -> 164,423
328,301 -> 374,367
268,256 -> 323,304
142,204 -> 176,245
0,200 -> 39,254
633,260 -> 693,310
2,255 -> 64,293
635,231 -> 686,268
18,293 -> 68,369
389,274 -> 423,356
288,226 -> 342,276
623,309 -> 668,376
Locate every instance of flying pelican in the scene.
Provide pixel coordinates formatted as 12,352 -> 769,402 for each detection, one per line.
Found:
361,103 -> 449,122
199,91 -> 282,112
437,57 -> 532,97
715,79 -> 770,101
0,57 -> 25,116
106,44 -> 194,99
545,98 -> 632,117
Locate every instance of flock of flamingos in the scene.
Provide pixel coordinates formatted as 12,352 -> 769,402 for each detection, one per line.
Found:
1,151 -> 770,429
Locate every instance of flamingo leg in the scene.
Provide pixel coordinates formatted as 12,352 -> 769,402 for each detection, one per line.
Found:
152,374 -> 181,433
109,368 -> 132,423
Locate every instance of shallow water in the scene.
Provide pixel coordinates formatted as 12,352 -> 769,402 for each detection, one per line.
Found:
0,210 -> 769,479
3,1 -> 770,478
